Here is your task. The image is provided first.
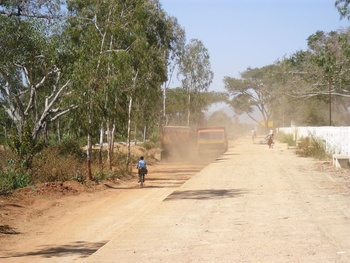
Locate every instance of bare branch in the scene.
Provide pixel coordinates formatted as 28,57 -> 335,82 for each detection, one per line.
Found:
100,48 -> 130,54
288,91 -> 350,98
50,105 -> 78,122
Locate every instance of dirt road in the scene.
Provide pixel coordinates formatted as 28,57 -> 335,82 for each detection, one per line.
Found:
1,137 -> 350,262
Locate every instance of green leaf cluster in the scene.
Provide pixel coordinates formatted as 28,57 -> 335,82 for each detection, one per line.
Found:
8,123 -> 45,169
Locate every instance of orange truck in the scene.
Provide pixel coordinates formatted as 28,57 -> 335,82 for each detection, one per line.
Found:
197,126 -> 228,156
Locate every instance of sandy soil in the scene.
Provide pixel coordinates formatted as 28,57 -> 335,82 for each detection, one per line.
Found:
1,137 -> 350,262
0,147 -> 212,263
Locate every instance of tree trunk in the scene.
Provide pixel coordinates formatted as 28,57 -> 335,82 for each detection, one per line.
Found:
111,124 -> 115,155
107,122 -> 115,170
57,120 -> 61,144
127,96 -> 133,173
328,76 -> 332,126
86,132 -> 93,180
99,125 -> 104,169
163,83 -> 166,126
187,92 -> 191,126
134,122 -> 137,146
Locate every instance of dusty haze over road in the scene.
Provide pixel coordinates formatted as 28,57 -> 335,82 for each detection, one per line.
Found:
1,137 -> 350,262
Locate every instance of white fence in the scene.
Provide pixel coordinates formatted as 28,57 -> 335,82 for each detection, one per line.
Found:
278,126 -> 350,156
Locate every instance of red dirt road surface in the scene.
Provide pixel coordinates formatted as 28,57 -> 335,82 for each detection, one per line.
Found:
1,137 -> 350,262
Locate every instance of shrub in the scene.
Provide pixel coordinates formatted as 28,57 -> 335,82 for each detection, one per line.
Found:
71,171 -> 86,184
30,147 -> 86,184
56,139 -> 86,161
92,169 -> 118,183
7,123 -> 45,169
142,140 -> 158,150
0,160 -> 30,194
296,136 -> 330,160
278,132 -> 296,147
0,173 -> 13,195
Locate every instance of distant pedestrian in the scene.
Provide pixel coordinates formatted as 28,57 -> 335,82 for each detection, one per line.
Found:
266,130 -> 274,148
251,129 -> 256,143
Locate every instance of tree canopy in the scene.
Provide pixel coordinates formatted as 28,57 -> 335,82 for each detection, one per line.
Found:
224,26 -> 350,128
1,0 -> 350,179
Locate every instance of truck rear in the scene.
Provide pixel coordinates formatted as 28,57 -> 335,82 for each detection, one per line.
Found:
197,127 -> 228,156
160,126 -> 191,160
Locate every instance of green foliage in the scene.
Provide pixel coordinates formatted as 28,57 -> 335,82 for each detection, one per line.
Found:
335,0 -> 350,20
92,170 -> 118,183
178,38 -> 214,126
278,132 -> 296,147
0,160 -> 30,195
165,87 -> 188,125
71,171 -> 86,184
296,136 -> 330,160
304,103 -> 328,126
0,0 -> 185,189
7,123 -> 45,169
223,28 -> 350,127
142,140 -> 158,150
57,139 -> 86,162
0,108 -> 8,145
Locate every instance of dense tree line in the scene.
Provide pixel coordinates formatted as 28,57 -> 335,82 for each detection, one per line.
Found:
1,0 -> 350,181
0,0 -> 217,179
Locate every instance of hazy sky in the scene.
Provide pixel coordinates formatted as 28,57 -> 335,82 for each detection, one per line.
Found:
159,0 -> 350,93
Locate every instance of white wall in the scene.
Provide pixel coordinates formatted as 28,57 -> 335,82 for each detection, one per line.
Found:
278,126 -> 350,156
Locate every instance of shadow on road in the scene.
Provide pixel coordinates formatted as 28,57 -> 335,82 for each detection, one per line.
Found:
0,241 -> 106,260
164,189 -> 248,201
159,169 -> 203,174
0,225 -> 21,235
0,204 -> 24,208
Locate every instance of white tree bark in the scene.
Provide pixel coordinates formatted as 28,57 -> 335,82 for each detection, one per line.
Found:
99,125 -> 104,169
0,64 -> 73,140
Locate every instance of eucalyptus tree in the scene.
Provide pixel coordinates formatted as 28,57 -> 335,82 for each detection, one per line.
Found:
66,0 -> 139,178
0,12 -> 74,167
66,0 -> 174,177
178,39 -> 214,126
126,1 -> 174,165
163,87 -> 188,125
0,0 -> 63,19
335,0 -> 350,20
305,30 -> 350,125
162,16 -> 186,125
164,88 -> 225,126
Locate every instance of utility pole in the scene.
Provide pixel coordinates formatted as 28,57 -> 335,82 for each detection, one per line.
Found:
328,75 -> 332,126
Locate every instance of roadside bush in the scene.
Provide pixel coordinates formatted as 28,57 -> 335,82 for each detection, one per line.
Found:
278,132 -> 296,147
7,123 -> 45,169
92,169 -> 118,183
30,147 -> 86,184
0,139 -> 159,194
142,140 -> 158,150
296,136 -> 330,160
71,169 -> 86,184
0,173 -> 13,195
0,146 -> 14,168
0,160 -> 30,194
56,139 -> 86,162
